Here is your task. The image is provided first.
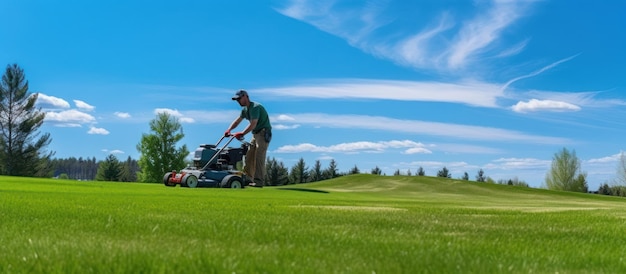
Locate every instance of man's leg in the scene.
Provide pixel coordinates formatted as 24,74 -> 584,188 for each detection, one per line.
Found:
253,132 -> 269,186
244,135 -> 257,184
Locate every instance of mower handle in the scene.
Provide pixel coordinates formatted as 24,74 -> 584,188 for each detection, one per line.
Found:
215,134 -> 247,148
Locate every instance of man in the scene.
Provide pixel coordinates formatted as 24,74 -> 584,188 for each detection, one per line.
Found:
225,90 -> 272,187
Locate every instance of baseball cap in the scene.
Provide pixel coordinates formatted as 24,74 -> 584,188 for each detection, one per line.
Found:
232,89 -> 248,100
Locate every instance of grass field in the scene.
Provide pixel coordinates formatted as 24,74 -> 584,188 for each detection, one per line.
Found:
1,174 -> 626,273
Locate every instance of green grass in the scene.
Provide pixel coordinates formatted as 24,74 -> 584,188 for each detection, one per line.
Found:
1,174 -> 626,273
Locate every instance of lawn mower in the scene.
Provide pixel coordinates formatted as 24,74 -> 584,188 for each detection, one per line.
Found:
163,135 -> 249,188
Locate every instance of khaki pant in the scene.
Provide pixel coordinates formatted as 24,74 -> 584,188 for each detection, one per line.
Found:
244,129 -> 269,186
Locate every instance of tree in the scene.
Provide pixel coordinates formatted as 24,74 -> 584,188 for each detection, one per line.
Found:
266,157 -> 289,186
0,64 -> 54,177
393,169 -> 401,176
462,172 -> 469,181
323,159 -> 339,179
437,167 -> 451,178
476,169 -> 486,182
371,166 -> 382,175
417,166 -> 425,176
497,177 -> 529,187
545,148 -> 588,192
119,156 -> 140,182
136,112 -> 189,183
310,160 -> 323,182
615,151 -> 626,186
289,157 -> 309,184
96,154 -> 122,181
349,165 -> 360,175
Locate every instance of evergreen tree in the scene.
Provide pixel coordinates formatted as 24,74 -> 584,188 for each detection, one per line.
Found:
137,113 -> 189,183
119,156 -> 140,182
437,167 -> 451,178
393,169 -> 401,176
462,172 -> 469,180
289,157 -> 309,184
323,159 -> 339,179
265,157 -> 289,186
310,160 -> 323,182
96,154 -> 122,181
417,166 -> 425,176
0,64 -> 54,176
349,165 -> 360,175
371,166 -> 382,175
476,169 -> 486,182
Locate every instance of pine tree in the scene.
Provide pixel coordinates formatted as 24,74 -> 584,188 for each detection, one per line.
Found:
96,154 -> 122,181
476,169 -> 486,182
323,159 -> 339,179
265,157 -> 289,186
0,64 -> 54,176
349,165 -> 360,175
437,167 -> 451,178
417,166 -> 425,176
289,157 -> 309,184
310,160 -> 323,182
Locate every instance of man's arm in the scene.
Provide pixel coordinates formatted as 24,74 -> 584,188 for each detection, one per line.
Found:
226,117 -> 244,135
241,119 -> 258,136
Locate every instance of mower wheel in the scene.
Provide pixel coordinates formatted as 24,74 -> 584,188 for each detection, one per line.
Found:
226,176 -> 243,189
163,172 -> 175,187
184,174 -> 199,188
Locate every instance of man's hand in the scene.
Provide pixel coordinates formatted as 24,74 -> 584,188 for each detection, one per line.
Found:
234,132 -> 244,140
224,130 -> 231,137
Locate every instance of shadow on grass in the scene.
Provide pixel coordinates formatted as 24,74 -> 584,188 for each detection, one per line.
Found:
277,188 -> 330,194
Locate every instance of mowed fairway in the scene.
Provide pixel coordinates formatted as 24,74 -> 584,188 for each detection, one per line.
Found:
1,174 -> 626,273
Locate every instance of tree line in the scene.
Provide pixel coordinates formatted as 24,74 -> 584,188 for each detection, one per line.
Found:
2,63 -> 626,197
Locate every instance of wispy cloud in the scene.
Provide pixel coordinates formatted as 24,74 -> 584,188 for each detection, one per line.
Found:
277,113 -> 570,144
502,55 -> 580,92
258,79 -> 503,107
276,0 -> 534,73
275,140 -> 432,154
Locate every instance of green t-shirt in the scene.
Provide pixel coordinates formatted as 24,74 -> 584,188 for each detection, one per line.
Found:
240,101 -> 271,133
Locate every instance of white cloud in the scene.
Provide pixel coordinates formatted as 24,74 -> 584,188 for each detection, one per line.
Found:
275,114 -> 296,121
154,108 -> 196,123
587,152 -> 622,164
88,127 -> 110,135
74,100 -> 95,111
511,99 -> 581,113
485,158 -> 552,170
258,79 -> 503,108
273,124 -> 300,130
276,0 -> 534,72
37,93 -> 70,109
278,112 -> 569,144
110,149 -> 125,154
114,112 -> 131,119
275,140 -> 431,154
45,109 -> 96,125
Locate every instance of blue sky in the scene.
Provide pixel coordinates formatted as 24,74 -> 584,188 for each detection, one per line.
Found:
1,0 -> 625,189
